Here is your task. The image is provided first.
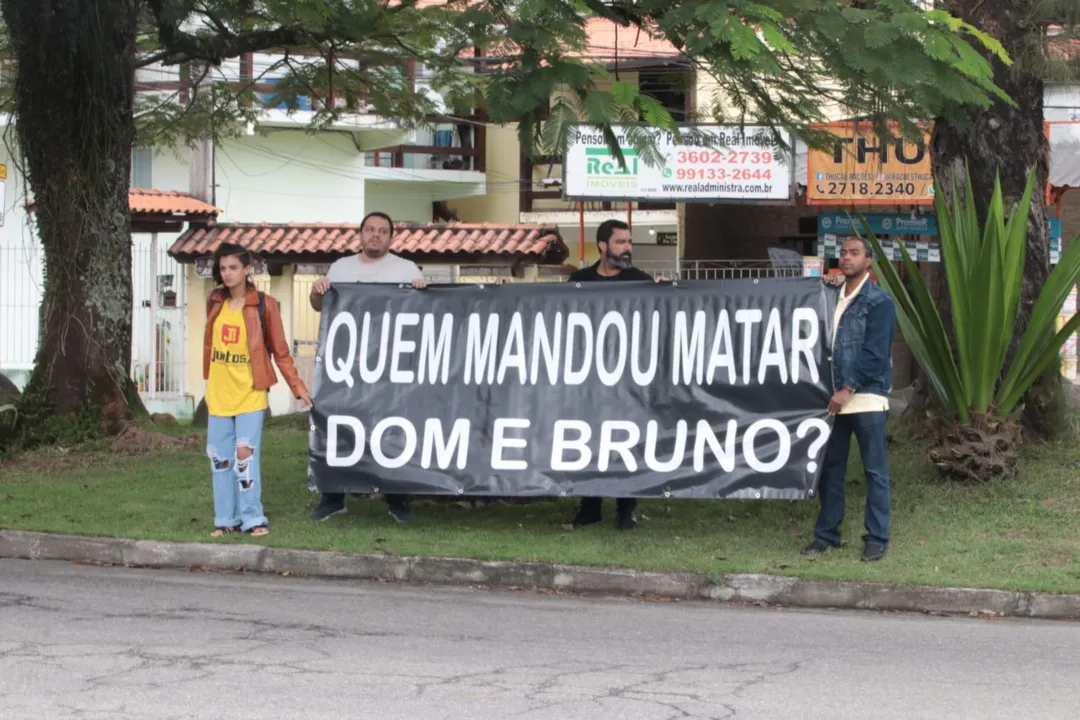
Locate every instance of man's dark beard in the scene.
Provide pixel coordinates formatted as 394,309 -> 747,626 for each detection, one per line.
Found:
607,253 -> 632,270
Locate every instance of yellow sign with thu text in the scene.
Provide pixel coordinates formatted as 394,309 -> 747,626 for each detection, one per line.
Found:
806,123 -> 933,206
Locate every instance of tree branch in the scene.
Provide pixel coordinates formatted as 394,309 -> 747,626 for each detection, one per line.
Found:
146,0 -> 335,66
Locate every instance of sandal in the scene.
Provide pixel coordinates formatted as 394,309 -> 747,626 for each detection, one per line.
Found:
211,525 -> 242,537
246,524 -> 270,537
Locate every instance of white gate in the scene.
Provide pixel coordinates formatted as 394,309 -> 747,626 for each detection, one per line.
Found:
131,234 -> 186,398
0,244 -> 44,387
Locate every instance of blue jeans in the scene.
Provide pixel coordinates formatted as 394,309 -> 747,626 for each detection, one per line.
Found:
813,411 -> 891,547
207,411 -> 267,531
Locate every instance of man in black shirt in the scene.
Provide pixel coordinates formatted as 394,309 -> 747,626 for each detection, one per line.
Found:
568,220 -> 654,284
567,219 -> 656,530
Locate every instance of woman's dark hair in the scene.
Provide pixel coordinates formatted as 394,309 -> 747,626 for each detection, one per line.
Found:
211,242 -> 255,286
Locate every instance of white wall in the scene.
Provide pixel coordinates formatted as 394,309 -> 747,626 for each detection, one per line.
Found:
363,182 -> 435,223
211,130 -> 369,222
1046,85 -> 1080,120
0,142 -> 41,388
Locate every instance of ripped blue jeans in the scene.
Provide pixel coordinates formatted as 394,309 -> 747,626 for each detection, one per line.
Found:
207,411 -> 267,531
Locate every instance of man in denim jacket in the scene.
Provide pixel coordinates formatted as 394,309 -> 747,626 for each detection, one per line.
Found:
802,237 -> 896,562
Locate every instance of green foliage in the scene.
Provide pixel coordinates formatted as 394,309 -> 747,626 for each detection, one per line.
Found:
0,1 -> 1020,160
860,167 -> 1080,425
0,387 -> 99,459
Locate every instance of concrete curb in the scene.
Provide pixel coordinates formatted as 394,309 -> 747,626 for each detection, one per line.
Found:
2,529 -> 1078,620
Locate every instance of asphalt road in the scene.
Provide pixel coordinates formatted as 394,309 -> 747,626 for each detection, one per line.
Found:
1,558 -> 1078,720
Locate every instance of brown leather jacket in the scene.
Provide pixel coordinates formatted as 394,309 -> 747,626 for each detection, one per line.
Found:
203,286 -> 308,398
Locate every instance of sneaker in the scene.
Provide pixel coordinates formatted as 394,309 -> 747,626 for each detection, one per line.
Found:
388,500 -> 415,523
617,509 -> 638,531
861,543 -> 887,562
309,499 -> 347,522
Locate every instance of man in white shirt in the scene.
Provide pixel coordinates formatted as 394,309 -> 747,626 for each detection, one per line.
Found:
308,211 -> 427,524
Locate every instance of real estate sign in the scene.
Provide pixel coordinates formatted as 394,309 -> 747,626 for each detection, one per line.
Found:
562,124 -> 794,202
806,122 -> 934,206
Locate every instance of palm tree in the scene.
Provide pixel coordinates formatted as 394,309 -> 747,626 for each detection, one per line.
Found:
860,166 -> 1080,482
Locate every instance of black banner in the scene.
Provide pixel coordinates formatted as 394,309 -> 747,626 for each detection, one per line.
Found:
308,278 -> 834,499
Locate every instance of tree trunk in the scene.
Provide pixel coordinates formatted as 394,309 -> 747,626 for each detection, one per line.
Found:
931,0 -> 1064,440
1,0 -> 145,435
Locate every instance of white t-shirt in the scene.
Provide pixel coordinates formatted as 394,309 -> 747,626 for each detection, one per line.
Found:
325,253 -> 424,284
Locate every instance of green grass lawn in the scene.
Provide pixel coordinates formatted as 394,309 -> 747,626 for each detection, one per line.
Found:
2,416 -> 1079,593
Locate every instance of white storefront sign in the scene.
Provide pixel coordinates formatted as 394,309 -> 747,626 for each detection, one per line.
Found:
562,124 -> 793,202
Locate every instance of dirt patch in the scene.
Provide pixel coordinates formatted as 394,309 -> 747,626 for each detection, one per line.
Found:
1001,531 -> 1039,541
1041,495 -> 1080,516
0,450 -> 103,476
110,426 -> 202,455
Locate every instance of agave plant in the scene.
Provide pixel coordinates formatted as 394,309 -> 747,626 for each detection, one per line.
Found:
858,167 -> 1080,482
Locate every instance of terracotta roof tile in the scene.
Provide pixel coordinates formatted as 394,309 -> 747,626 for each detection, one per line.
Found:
26,188 -> 221,218
168,221 -> 568,263
128,188 -> 221,216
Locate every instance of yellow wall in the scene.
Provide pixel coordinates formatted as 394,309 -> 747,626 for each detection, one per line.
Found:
183,267 -> 208,405
450,125 -> 521,224
451,72 -> 647,225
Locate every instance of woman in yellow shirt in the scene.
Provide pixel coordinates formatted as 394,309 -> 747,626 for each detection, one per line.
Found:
203,243 -> 311,537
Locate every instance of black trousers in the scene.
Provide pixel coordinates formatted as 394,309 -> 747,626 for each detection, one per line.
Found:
320,492 -> 409,508
578,497 -> 637,515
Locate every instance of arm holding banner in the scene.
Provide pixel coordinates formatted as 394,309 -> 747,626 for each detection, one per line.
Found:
310,277 -> 330,312
264,294 -> 311,407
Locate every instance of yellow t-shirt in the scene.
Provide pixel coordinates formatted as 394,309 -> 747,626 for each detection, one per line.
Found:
206,302 -> 269,417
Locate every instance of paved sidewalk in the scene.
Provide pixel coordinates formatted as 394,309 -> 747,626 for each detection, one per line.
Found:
2,529 -> 1079,619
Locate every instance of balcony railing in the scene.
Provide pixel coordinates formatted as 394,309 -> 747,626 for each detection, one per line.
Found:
134,53 -> 488,167
369,143 -> 485,173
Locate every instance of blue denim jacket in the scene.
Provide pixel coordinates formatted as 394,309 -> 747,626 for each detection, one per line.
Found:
829,280 -> 896,396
